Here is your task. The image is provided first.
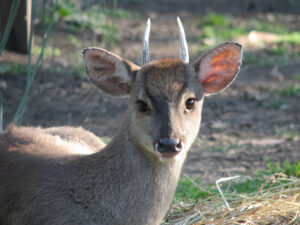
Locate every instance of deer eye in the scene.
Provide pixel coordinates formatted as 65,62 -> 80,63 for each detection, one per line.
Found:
136,100 -> 149,113
185,98 -> 196,110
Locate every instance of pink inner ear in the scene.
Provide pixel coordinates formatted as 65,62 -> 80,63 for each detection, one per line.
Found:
199,44 -> 242,95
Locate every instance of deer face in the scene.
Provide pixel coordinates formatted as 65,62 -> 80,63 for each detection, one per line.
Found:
129,59 -> 203,160
83,19 -> 242,162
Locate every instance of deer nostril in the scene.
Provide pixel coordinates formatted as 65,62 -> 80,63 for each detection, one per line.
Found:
175,141 -> 183,152
155,138 -> 183,154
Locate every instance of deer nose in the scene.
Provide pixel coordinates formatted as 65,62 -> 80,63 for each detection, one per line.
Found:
155,138 -> 183,157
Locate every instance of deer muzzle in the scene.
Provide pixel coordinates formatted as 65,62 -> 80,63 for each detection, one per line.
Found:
155,138 -> 184,158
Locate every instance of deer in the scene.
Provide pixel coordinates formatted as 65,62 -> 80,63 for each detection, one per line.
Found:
0,18 -> 242,225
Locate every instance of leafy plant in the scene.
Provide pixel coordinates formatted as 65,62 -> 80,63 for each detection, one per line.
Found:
68,34 -> 79,46
53,1 -> 127,47
276,32 -> 300,46
266,160 -> 300,177
293,74 -> 300,80
197,13 -> 229,27
0,62 -> 27,75
250,18 -> 287,34
279,85 -> 300,97
0,63 -> 11,74
33,46 -> 61,58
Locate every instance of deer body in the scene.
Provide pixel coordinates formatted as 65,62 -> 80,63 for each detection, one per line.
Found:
0,119 -> 181,225
0,19 -> 242,225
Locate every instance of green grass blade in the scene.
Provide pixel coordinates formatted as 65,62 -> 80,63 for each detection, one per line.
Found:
12,0 -> 57,125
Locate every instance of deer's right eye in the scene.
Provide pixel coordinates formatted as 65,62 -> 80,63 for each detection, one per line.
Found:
185,98 -> 196,111
136,100 -> 149,113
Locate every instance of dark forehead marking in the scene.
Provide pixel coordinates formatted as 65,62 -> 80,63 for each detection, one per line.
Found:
142,58 -> 188,103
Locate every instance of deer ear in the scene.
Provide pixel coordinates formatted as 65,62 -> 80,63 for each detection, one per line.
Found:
83,48 -> 140,97
194,43 -> 242,96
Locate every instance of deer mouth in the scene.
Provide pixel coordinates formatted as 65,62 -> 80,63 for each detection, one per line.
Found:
160,151 -> 181,158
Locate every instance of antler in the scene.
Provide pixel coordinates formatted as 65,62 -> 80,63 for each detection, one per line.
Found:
177,17 -> 189,63
143,18 -> 188,64
142,18 -> 151,65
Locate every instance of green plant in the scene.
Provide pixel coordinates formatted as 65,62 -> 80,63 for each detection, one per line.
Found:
197,13 -> 229,27
293,74 -> 300,81
0,63 -> 11,74
0,62 -> 28,75
54,1 -> 124,47
276,32 -> 300,45
266,160 -> 300,177
174,159 -> 300,205
220,161 -> 300,195
250,18 -> 287,34
279,85 -> 300,97
275,126 -> 299,140
174,176 -> 213,203
33,45 -> 61,58
11,61 -> 28,75
68,34 -> 79,46
263,99 -> 283,110
12,0 -> 57,125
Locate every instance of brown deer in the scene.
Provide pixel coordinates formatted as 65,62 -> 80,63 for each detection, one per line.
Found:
0,18 -> 242,225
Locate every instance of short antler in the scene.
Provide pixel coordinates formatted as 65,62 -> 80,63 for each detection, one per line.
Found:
177,17 -> 189,63
142,18 -> 151,65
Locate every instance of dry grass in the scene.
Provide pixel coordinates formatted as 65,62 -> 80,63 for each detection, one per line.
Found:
164,175 -> 300,225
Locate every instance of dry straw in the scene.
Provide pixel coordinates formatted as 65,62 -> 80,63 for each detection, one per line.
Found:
164,174 -> 300,225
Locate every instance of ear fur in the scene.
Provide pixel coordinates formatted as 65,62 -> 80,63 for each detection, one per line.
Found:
194,42 -> 242,96
83,48 -> 140,97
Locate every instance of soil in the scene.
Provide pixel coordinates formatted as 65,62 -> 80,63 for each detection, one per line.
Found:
0,0 -> 299,183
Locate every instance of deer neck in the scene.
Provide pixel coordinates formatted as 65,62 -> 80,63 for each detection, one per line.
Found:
70,111 -> 185,224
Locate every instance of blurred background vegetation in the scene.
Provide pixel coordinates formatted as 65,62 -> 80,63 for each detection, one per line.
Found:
0,0 -> 299,223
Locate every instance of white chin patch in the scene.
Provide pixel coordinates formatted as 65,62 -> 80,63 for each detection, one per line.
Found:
174,151 -> 184,161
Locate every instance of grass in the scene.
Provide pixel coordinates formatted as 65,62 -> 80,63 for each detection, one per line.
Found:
193,13 -> 300,65
0,62 -> 27,75
12,0 -> 56,125
264,99 -> 283,110
276,32 -> 300,45
54,0 -> 138,47
174,176 -> 213,203
249,18 -> 287,34
195,13 -> 246,44
166,161 -> 300,224
68,34 -> 79,46
33,45 -> 61,58
279,85 -> 300,97
293,74 -> 300,81
275,126 -> 299,141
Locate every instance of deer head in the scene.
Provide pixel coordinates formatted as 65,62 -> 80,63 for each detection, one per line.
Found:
83,18 -> 242,162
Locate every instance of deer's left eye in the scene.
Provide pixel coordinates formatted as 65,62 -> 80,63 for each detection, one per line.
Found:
185,98 -> 196,110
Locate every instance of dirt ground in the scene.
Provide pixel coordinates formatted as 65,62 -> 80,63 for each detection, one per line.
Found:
0,0 -> 299,183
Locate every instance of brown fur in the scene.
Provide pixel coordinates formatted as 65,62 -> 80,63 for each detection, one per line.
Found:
142,59 -> 186,99
0,43 -> 242,225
